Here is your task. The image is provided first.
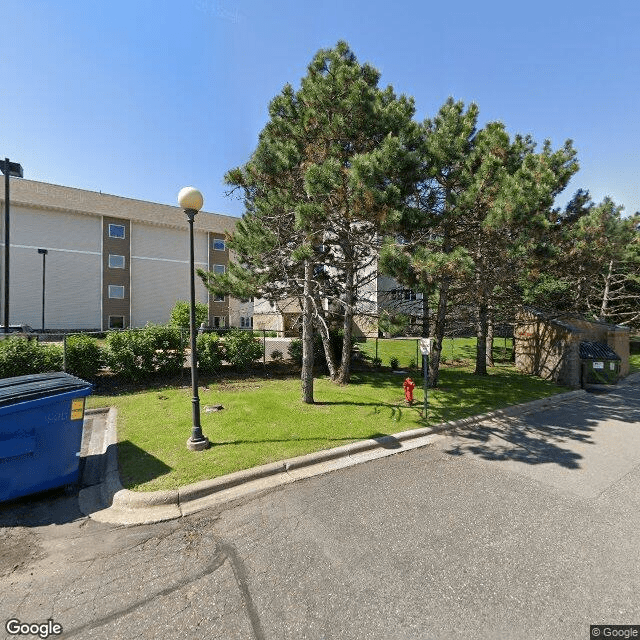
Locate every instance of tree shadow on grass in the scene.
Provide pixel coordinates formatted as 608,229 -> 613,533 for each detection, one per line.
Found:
211,431 -> 402,450
117,441 -> 173,487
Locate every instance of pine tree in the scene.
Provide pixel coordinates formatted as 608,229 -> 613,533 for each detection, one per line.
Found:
199,41 -> 419,398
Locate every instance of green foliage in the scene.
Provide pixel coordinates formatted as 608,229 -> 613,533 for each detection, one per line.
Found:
169,300 -> 208,329
0,338 -> 63,378
270,349 -> 284,362
144,325 -> 185,378
389,356 -> 400,370
224,329 -> 263,371
105,325 -> 185,382
65,334 -> 103,380
378,311 -> 410,337
196,333 -> 224,375
288,329 -> 351,371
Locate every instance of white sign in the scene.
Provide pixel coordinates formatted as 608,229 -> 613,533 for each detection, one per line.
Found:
420,338 -> 432,356
593,361 -> 604,370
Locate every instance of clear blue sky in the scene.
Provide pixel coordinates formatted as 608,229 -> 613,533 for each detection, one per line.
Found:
1,0 -> 638,218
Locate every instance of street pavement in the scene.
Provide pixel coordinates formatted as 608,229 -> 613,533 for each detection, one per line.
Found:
1,376 -> 639,639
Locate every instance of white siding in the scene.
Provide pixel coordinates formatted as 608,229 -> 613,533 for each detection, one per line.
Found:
130,224 -> 208,326
7,205 -> 101,328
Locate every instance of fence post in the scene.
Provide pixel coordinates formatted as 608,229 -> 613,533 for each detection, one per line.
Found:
375,337 -> 378,362
63,334 -> 67,372
416,339 -> 419,370
263,329 -> 266,368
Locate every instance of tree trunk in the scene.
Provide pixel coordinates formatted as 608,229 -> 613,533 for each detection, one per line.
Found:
429,283 -> 448,388
336,260 -> 355,385
421,294 -> 429,337
301,259 -> 314,404
485,305 -> 494,368
599,259 -> 614,321
474,300 -> 488,376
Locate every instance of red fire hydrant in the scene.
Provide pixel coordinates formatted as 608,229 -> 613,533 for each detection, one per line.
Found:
403,377 -> 415,405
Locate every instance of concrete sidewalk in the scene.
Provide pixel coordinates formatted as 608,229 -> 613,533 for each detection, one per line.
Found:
76,375 -> 638,526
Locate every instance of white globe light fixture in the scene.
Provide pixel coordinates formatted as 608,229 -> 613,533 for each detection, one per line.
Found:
178,186 -> 204,212
179,186 -> 209,451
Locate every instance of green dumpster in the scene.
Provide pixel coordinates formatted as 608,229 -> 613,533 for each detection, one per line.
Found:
579,341 -> 621,385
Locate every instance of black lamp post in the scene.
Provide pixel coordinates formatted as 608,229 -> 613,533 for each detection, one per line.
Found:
37,249 -> 48,331
1,158 -> 24,333
178,186 -> 210,451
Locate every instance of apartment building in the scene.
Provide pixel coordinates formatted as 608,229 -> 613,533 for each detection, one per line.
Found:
0,179 -> 248,331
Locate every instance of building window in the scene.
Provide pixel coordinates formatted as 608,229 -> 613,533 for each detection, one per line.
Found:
108,285 -> 125,299
240,317 -> 253,328
214,294 -> 225,302
108,224 -> 125,239
109,316 -> 124,329
403,289 -> 417,301
213,264 -> 225,274
212,238 -> 226,251
108,254 -> 125,269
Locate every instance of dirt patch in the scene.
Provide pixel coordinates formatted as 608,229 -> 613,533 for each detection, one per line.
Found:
0,527 -> 43,577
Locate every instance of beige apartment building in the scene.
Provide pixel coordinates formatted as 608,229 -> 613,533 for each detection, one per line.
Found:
0,179 -> 250,331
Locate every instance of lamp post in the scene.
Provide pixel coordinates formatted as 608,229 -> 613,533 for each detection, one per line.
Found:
37,249 -> 48,331
178,186 -> 210,451
1,158 -> 24,333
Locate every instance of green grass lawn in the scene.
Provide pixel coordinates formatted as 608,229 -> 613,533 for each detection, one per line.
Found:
86,360 -> 566,492
630,353 -> 640,373
357,336 -> 513,368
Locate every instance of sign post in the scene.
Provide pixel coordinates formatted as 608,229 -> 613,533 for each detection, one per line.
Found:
420,338 -> 432,420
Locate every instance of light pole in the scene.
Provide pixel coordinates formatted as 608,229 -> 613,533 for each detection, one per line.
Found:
178,186 -> 210,451
1,158 -> 24,333
37,249 -> 48,331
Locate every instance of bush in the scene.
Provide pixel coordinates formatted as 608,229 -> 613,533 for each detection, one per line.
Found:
169,300 -> 208,329
224,329 -> 263,371
0,337 -> 63,378
106,329 -> 156,382
270,349 -> 284,362
379,311 -> 410,337
371,356 -> 382,368
197,332 -> 224,375
145,325 -> 185,378
105,325 -> 185,382
389,356 -> 400,370
65,334 -> 103,380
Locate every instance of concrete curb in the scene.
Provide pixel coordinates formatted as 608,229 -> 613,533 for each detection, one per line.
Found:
78,388 -> 588,526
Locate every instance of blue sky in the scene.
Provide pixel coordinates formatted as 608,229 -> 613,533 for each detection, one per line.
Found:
1,0 -> 638,218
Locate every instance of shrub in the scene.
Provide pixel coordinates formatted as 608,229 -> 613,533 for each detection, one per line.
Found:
105,329 -> 156,382
197,332 -> 224,375
145,325 -> 185,378
105,325 -> 185,382
169,300 -> 208,329
0,337 -> 63,378
224,329 -> 263,371
371,356 -> 382,368
65,334 -> 103,380
389,356 -> 400,370
378,311 -> 410,337
270,349 -> 283,362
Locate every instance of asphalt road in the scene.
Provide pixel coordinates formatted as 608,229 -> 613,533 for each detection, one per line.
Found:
1,378 -> 639,639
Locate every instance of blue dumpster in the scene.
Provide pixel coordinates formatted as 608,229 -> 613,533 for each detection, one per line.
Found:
0,372 -> 92,502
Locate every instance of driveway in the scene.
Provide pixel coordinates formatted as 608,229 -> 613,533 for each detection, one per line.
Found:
1,377 -> 638,639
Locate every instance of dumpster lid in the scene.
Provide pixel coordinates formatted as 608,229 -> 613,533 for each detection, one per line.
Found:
579,341 -> 621,361
0,372 -> 91,407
